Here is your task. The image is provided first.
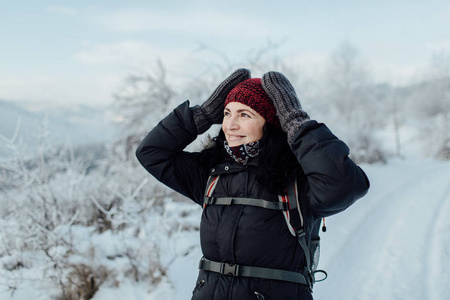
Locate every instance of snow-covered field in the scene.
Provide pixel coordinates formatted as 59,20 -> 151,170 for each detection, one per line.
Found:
1,158 -> 449,300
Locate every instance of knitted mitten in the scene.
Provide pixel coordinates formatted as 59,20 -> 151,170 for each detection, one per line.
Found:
261,71 -> 310,143
192,68 -> 251,134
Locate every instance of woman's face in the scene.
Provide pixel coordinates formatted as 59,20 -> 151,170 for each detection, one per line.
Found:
222,102 -> 266,147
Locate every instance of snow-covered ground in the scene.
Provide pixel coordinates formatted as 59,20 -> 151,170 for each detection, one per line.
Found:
314,159 -> 450,300
1,158 -> 449,300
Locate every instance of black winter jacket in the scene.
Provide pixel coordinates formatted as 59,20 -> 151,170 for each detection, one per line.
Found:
136,101 -> 370,300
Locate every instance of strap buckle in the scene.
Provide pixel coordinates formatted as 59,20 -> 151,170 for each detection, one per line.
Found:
302,268 -> 317,292
220,263 -> 240,276
281,201 -> 290,211
204,196 -> 216,206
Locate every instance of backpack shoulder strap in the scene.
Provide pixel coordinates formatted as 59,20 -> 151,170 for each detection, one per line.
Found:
279,177 -> 303,236
203,175 -> 220,208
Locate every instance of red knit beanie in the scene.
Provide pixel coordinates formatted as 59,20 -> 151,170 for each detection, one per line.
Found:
225,78 -> 280,127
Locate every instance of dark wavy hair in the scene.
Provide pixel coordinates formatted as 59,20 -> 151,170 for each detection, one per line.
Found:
199,124 -> 301,194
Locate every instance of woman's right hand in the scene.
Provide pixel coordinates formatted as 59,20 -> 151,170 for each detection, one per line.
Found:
193,68 -> 251,134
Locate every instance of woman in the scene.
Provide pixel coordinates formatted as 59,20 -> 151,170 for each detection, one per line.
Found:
136,69 -> 370,300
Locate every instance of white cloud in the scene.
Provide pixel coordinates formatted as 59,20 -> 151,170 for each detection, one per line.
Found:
45,6 -> 78,15
0,72 -> 120,106
283,51 -> 427,87
76,41 -> 156,65
91,9 -> 274,40
74,41 -> 192,71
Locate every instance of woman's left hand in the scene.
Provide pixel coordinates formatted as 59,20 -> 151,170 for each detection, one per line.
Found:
262,71 -> 310,142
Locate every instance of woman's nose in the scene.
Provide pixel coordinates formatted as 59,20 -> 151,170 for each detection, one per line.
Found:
226,116 -> 239,130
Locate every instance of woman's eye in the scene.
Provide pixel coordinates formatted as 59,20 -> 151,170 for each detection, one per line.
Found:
241,113 -> 250,118
224,111 -> 230,117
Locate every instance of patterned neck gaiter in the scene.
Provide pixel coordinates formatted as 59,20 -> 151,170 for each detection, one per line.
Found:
224,140 -> 260,165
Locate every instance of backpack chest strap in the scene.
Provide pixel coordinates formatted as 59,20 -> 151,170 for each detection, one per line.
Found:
204,196 -> 290,211
203,175 -> 297,211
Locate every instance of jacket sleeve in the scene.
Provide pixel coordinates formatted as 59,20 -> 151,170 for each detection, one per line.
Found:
135,100 -> 208,206
291,120 -> 370,218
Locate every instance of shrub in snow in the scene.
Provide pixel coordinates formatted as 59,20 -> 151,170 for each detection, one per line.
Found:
0,123 -> 201,299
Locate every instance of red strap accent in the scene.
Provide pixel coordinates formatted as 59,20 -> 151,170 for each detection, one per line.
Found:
204,176 -> 219,209
206,176 -> 219,197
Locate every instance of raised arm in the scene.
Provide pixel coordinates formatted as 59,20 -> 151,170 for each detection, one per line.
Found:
136,69 -> 251,205
262,71 -> 370,217
136,101 -> 205,204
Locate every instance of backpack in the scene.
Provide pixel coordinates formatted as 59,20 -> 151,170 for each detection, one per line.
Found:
200,175 -> 327,291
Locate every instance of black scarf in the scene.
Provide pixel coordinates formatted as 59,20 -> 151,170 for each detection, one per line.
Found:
224,140 -> 260,165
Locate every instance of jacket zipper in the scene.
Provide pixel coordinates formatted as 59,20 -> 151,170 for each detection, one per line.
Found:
192,280 -> 204,294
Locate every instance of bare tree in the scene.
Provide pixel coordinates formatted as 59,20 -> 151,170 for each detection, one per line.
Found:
0,120 -> 100,298
184,41 -> 305,106
324,41 -> 386,163
404,51 -> 450,160
428,51 -> 450,159
112,60 -> 176,160
389,87 -> 407,158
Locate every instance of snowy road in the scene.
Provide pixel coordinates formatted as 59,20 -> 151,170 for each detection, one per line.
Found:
7,160 -> 448,300
314,160 -> 450,300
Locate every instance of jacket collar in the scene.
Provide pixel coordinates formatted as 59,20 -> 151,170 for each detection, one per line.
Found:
209,157 -> 259,176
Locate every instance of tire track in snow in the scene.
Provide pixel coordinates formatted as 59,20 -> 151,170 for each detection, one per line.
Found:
360,162 -> 450,300
425,166 -> 450,300
315,160 -> 449,300
320,162 -> 425,263
355,164 -> 439,300
315,162 -> 421,299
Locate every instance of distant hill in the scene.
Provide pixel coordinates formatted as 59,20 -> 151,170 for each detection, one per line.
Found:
0,100 -> 117,159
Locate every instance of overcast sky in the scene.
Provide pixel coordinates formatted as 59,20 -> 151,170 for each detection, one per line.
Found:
1,0 -> 450,107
